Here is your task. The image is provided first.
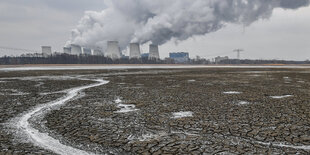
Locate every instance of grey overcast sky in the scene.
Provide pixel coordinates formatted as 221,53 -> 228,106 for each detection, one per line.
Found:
0,0 -> 309,60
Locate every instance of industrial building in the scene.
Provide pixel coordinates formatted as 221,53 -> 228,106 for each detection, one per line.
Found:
82,48 -> 92,55
105,41 -> 121,59
70,44 -> 82,55
214,56 -> 229,64
63,47 -> 71,54
148,44 -> 160,60
141,53 -> 149,58
41,46 -> 52,56
92,49 -> 103,56
169,52 -> 189,63
129,43 -> 141,59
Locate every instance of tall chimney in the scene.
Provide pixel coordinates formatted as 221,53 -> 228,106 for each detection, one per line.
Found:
105,41 -> 121,59
148,44 -> 160,60
129,43 -> 141,59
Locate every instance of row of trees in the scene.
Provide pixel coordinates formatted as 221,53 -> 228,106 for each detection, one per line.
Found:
0,54 -> 309,65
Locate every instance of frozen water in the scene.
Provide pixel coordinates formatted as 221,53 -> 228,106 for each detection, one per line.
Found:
237,101 -> 250,105
254,140 -> 310,150
114,98 -> 122,104
297,81 -> 305,83
223,91 -> 242,94
172,111 -> 193,119
270,95 -> 293,99
115,104 -> 138,113
12,78 -> 109,155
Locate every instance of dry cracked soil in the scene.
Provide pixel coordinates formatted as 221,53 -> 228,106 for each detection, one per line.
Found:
0,68 -> 310,154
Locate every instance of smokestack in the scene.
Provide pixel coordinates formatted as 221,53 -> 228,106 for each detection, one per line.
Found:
129,43 -> 141,59
63,47 -> 71,54
105,41 -> 121,59
71,44 -> 82,55
42,46 -> 52,56
148,44 -> 160,60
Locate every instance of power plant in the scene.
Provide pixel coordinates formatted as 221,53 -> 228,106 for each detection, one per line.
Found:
63,47 -> 71,54
148,44 -> 160,60
70,44 -> 82,55
82,47 -> 92,55
38,42 -> 161,60
93,49 -> 103,56
129,43 -> 141,59
105,41 -> 121,59
41,46 -> 52,56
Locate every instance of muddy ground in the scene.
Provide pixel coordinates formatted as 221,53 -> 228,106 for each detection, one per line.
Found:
0,68 -> 310,154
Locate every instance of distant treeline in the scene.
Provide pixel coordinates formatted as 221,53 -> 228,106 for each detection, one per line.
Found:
0,54 -> 309,65
219,59 -> 310,65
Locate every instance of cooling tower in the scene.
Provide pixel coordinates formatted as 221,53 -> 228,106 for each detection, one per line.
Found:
93,49 -> 103,56
63,47 -> 71,54
105,41 -> 121,59
83,47 -> 92,55
42,46 -> 52,55
129,43 -> 141,59
148,44 -> 160,60
71,44 -> 82,55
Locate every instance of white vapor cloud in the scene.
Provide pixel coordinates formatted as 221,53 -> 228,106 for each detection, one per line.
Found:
67,0 -> 310,51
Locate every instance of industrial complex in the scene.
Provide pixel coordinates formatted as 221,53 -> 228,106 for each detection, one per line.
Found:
45,41 -> 162,60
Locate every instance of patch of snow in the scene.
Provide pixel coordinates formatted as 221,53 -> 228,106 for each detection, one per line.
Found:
223,91 -> 242,94
171,131 -> 199,136
237,101 -> 250,105
297,81 -> 305,83
270,95 -> 293,99
254,140 -> 310,151
249,74 -> 262,77
188,79 -> 196,82
114,98 -> 122,104
128,132 -> 167,142
115,104 -> 138,113
172,111 -> 193,119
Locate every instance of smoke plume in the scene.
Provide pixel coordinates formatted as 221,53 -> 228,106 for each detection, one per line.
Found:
67,0 -> 309,50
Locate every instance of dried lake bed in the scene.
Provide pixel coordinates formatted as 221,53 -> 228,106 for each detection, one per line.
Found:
0,66 -> 310,154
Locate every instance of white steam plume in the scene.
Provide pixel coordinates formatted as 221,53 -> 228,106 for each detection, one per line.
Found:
66,0 -> 309,50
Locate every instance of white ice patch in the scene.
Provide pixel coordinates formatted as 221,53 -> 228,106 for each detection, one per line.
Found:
11,78 -> 108,155
172,111 -> 193,119
237,101 -> 250,105
3,89 -> 30,96
249,74 -> 262,77
270,95 -> 293,99
114,98 -> 122,104
115,104 -> 138,113
128,132 -> 167,142
223,91 -> 242,94
254,140 -> 310,151
297,81 -> 305,83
